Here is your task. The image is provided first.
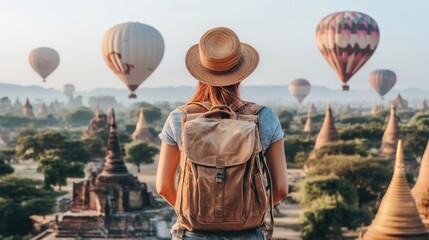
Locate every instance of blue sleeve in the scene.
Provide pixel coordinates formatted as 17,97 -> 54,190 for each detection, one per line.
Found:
158,109 -> 185,146
259,107 -> 284,152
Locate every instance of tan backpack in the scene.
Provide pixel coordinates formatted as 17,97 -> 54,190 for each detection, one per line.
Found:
175,101 -> 274,237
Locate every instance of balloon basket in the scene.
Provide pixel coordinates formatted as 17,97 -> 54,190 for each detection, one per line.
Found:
342,85 -> 349,91
129,93 -> 137,99
42,79 -> 46,83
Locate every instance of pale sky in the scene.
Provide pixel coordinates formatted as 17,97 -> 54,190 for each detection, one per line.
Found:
0,0 -> 428,92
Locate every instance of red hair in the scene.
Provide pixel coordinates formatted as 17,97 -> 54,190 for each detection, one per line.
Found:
188,82 -> 243,109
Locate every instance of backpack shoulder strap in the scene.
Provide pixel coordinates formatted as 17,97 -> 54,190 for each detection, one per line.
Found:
237,101 -> 265,115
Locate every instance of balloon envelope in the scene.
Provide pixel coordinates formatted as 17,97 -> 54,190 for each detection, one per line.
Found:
369,69 -> 396,98
316,11 -> 380,90
62,84 -> 75,98
28,47 -> 60,82
288,79 -> 311,103
101,22 -> 164,98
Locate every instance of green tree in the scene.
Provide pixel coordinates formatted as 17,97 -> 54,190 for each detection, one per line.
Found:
277,109 -> 294,131
284,136 -> 313,164
339,123 -> 384,145
16,130 -> 65,161
306,155 -> 391,207
0,149 -> 16,164
37,140 -> 90,190
83,137 -> 105,159
0,157 -> 13,176
301,195 -> 368,240
339,115 -> 384,125
124,141 -> 159,172
0,176 -> 55,237
63,107 -> 94,126
310,140 -> 368,161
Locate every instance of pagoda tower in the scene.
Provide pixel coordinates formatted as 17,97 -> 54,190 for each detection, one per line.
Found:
37,102 -> 48,118
412,141 -> 429,229
303,111 -> 313,133
379,105 -> 402,157
95,109 -> 142,214
21,98 -> 35,118
131,108 -> 155,142
314,102 -> 339,149
390,93 -> 409,110
309,103 -> 317,115
364,140 -> 428,239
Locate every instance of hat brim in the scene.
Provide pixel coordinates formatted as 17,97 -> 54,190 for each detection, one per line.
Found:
185,43 -> 259,87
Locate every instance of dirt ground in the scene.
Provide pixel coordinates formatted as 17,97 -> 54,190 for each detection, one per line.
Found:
12,161 -> 305,239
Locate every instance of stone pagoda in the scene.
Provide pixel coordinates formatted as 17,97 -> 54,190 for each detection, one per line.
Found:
37,102 -> 49,118
379,105 -> 402,158
131,108 -> 155,142
364,140 -> 428,239
12,97 -> 22,113
303,111 -> 313,133
371,103 -> 384,116
82,107 -> 109,140
313,102 -> 339,149
390,93 -> 409,110
21,98 -> 35,118
412,141 -> 429,229
47,109 -> 172,239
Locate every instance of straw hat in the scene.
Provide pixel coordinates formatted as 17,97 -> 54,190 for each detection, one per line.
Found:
185,27 -> 259,86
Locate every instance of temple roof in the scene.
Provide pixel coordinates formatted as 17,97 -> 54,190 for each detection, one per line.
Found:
412,141 -> 429,227
23,98 -> 32,108
314,102 -> 339,149
99,109 -> 128,176
132,108 -> 154,142
364,140 -> 428,239
309,103 -> 317,115
379,105 -> 402,156
419,100 -> 428,113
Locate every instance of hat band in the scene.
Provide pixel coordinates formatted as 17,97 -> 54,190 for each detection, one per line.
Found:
201,55 -> 244,75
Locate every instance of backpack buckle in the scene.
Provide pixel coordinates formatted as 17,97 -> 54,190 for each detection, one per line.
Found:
216,166 -> 225,183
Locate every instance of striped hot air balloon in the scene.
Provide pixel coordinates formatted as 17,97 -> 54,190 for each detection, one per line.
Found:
288,79 -> 311,104
316,11 -> 380,91
369,69 -> 396,99
102,22 -> 164,98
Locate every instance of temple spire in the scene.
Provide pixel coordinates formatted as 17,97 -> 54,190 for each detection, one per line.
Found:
364,140 -> 428,239
303,111 -> 313,133
131,108 -> 154,142
314,102 -> 338,149
412,141 -> 429,228
100,108 -> 128,175
379,104 -> 402,157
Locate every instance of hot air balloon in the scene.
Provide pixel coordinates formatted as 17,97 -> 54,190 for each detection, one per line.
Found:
369,70 -> 396,99
62,84 -> 75,100
101,22 -> 164,98
288,79 -> 311,103
28,47 -> 60,82
316,11 -> 380,91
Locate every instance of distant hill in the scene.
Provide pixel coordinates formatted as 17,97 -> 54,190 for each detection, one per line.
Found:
0,83 -> 427,107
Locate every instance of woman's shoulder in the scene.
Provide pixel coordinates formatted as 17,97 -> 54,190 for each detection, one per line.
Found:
258,106 -> 279,120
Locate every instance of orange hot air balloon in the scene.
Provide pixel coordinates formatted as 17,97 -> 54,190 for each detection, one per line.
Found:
28,47 -> 60,82
316,11 -> 380,91
101,22 -> 164,99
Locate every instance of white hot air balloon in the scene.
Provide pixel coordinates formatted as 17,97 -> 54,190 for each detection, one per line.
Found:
62,84 -> 75,100
288,79 -> 311,103
28,47 -> 60,82
101,22 -> 165,98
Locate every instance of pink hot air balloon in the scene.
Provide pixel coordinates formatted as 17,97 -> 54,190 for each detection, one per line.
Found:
288,79 -> 311,103
28,47 -> 60,82
316,11 -> 380,91
369,69 -> 396,99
